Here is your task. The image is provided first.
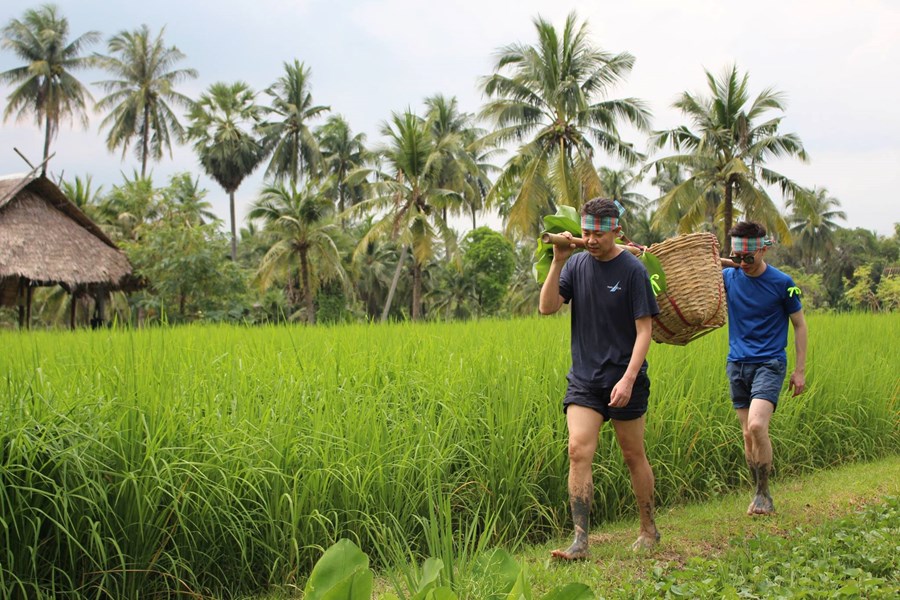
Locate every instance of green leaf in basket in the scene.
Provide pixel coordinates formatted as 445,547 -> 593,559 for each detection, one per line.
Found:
639,251 -> 667,295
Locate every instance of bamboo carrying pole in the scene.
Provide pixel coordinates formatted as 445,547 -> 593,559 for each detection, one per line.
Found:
541,232 -> 642,256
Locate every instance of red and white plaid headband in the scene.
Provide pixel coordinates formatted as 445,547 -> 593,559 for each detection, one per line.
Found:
731,236 -> 773,252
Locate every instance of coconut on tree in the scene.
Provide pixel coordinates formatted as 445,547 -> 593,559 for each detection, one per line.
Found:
187,81 -> 267,261
648,65 -> 809,254
0,4 -> 100,174
479,11 -> 651,238
94,24 -> 197,178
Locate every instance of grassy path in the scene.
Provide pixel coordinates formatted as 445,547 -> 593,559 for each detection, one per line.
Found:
523,455 -> 900,595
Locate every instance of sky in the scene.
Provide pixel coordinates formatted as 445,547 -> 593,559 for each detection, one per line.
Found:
2,0 -> 898,237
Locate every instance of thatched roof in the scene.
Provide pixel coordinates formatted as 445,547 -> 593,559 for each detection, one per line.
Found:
0,174 -> 135,305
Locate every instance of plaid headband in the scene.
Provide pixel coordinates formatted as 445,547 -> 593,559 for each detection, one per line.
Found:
581,200 -> 625,232
731,236 -> 774,252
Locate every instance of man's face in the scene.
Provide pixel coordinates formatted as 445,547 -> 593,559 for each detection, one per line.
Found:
581,226 -> 620,258
730,248 -> 766,275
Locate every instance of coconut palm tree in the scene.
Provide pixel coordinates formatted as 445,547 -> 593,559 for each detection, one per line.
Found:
479,11 -> 650,238
101,171 -> 162,241
597,166 -> 648,220
1,4 -> 100,173
350,109 -> 460,320
94,24 -> 198,178
786,186 -> 846,269
648,65 -> 809,254
350,228 -> 401,320
248,181 -> 345,324
162,172 -> 218,226
317,114 -> 368,216
60,174 -> 103,215
424,94 -> 496,230
261,60 -> 329,186
187,81 -> 266,260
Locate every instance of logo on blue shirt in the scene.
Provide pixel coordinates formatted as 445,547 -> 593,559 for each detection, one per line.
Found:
607,281 -> 621,293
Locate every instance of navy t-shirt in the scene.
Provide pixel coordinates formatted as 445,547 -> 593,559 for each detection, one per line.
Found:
559,250 -> 660,389
723,265 -> 802,363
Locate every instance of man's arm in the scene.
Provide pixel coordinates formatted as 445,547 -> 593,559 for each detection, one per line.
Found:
539,234 -> 575,315
609,316 -> 653,407
788,309 -> 807,396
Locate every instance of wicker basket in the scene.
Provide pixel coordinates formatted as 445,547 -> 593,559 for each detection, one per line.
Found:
646,232 -> 726,345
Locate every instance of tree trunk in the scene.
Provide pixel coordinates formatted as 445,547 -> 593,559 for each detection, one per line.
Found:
300,249 -> 315,324
141,104 -> 151,178
42,116 -> 53,176
412,261 -> 423,321
723,179 -> 734,255
381,245 -> 408,322
229,190 -> 238,261
339,181 -> 346,226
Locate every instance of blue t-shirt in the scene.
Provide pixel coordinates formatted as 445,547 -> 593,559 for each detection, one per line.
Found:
723,265 -> 802,363
559,250 -> 659,389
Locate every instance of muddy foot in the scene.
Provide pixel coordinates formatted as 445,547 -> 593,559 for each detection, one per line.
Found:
551,541 -> 589,561
747,494 -> 775,516
631,530 -> 661,552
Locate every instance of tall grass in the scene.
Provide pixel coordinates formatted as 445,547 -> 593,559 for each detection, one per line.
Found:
1,314 -> 897,598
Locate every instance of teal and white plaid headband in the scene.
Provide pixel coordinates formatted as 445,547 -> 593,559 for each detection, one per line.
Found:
582,200 -> 625,232
731,236 -> 774,252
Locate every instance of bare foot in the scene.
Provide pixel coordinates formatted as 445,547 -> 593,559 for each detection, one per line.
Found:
631,529 -> 661,552
747,494 -> 775,516
550,541 -> 588,561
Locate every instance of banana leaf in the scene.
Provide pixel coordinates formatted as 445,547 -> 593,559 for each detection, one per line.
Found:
533,206 -> 583,284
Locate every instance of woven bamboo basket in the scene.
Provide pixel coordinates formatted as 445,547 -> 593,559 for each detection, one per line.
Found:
646,232 -> 726,345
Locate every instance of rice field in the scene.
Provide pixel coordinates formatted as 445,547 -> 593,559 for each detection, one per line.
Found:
1,313 -> 897,598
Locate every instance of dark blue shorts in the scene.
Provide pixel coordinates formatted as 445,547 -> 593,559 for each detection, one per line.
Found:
726,359 -> 787,410
563,370 -> 650,421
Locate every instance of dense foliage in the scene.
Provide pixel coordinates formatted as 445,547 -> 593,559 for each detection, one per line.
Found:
2,6 -> 897,329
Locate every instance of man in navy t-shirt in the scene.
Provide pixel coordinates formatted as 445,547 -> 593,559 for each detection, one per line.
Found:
540,198 -> 661,560
721,221 -> 808,516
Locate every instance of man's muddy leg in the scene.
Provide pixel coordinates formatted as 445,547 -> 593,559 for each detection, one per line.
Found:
612,417 -> 660,550
552,405 -> 603,560
744,400 -> 776,515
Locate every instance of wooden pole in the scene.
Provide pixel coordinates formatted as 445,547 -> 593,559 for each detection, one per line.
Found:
26,285 -> 32,330
69,289 -> 77,329
17,278 -> 25,329
540,232 -> 642,256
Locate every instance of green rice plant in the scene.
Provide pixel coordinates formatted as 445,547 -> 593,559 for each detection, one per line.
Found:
0,314 -> 896,598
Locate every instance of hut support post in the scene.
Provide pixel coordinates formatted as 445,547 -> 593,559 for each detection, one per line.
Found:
26,285 -> 32,329
17,278 -> 24,328
69,290 -> 77,329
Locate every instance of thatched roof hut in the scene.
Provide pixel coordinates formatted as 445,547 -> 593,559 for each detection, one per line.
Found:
0,173 -> 136,327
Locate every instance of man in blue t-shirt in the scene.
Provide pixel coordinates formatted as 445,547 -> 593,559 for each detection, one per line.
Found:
721,221 -> 808,516
540,198 -> 661,560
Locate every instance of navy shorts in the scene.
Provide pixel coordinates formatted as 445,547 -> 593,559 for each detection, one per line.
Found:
563,370 -> 650,421
726,359 -> 787,410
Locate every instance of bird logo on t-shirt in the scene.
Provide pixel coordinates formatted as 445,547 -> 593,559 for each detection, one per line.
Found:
607,281 -> 621,293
